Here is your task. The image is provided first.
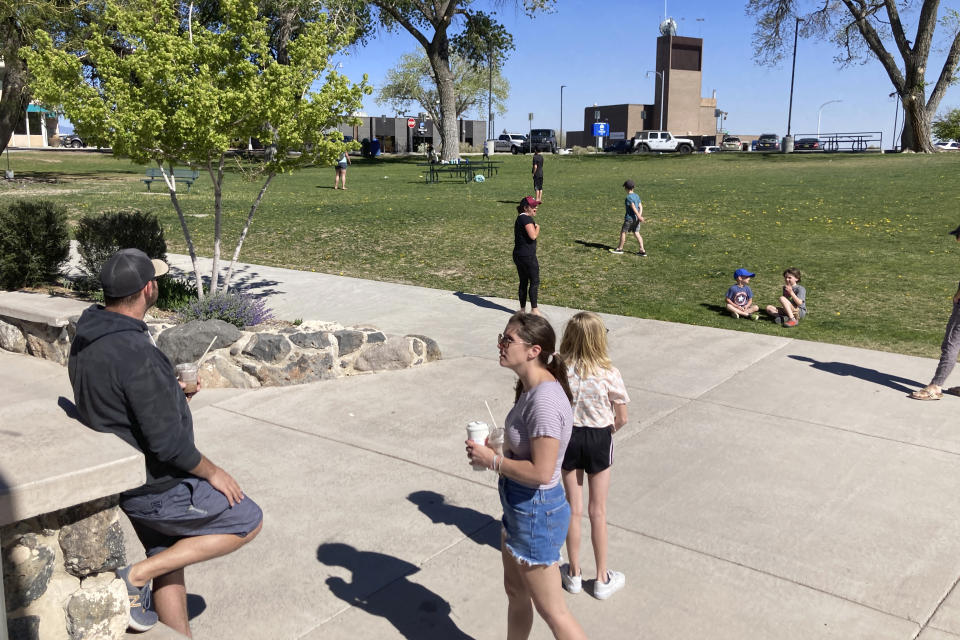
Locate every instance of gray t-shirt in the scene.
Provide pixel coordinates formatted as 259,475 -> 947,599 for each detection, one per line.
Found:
504,380 -> 572,489
789,284 -> 807,310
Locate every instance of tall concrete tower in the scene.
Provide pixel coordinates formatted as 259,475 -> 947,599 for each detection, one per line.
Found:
653,21 -> 716,136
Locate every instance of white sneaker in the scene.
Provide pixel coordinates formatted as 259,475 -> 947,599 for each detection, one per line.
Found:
560,563 -> 582,594
593,570 -> 625,600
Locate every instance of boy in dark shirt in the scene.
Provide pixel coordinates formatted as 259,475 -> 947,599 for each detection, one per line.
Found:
726,268 -> 760,320
532,151 -> 544,201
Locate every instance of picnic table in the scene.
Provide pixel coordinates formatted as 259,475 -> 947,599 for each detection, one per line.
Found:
417,160 -> 503,184
142,167 -> 201,192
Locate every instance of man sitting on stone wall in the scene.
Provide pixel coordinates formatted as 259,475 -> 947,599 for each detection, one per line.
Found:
68,248 -> 263,636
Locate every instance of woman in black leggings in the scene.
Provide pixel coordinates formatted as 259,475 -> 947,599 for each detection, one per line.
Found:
513,196 -> 542,315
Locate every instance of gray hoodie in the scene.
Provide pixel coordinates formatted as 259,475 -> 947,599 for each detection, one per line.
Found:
69,305 -> 202,497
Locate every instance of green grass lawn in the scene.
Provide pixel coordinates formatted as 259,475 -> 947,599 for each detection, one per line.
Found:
4,149 -> 960,358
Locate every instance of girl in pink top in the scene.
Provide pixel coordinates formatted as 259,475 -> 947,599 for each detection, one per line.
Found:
558,312 -> 630,600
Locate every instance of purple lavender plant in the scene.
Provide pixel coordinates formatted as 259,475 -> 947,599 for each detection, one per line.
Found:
176,290 -> 274,328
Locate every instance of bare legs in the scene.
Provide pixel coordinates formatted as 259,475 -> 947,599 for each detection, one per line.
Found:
334,168 -> 347,189
765,296 -> 797,321
613,231 -> 644,253
127,522 -> 263,638
502,532 -> 586,640
562,468 -> 611,582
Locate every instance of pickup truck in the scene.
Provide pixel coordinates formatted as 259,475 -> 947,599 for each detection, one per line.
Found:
631,130 -> 695,154
493,133 -> 528,154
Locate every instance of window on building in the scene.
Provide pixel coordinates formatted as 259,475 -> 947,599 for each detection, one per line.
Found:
27,111 -> 42,135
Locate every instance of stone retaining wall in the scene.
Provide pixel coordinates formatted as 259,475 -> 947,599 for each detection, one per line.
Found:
0,313 -> 442,388
2,499 -> 128,640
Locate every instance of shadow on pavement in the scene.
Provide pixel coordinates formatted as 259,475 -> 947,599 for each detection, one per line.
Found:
453,292 -> 514,314
407,490 -> 500,550
316,542 -> 473,639
788,355 -> 923,393
187,594 -> 206,620
166,264 -> 283,300
57,396 -> 81,420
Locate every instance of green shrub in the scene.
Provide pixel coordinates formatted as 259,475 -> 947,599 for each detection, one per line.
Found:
0,200 -> 70,290
157,277 -> 197,311
75,209 -> 167,290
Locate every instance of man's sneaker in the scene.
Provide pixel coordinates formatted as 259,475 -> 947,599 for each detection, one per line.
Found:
637,250 -> 647,257
784,318 -> 798,327
560,563 -> 582,594
593,570 -> 625,600
116,565 -> 158,632
609,248 -> 624,254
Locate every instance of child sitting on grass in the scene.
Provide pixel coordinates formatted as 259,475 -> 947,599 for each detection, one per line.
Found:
726,268 -> 759,320
765,268 -> 806,327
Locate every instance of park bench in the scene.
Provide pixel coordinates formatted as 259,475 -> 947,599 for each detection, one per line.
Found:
143,167 -> 201,192
418,160 -> 501,184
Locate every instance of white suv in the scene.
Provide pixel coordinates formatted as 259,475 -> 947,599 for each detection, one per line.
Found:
494,133 -> 528,154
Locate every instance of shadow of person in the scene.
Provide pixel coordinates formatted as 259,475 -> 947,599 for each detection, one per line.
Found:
407,491 -> 500,550
699,302 -> 732,317
574,240 -> 613,251
453,292 -> 515,314
316,542 -> 473,639
788,355 -> 924,394
57,396 -> 82,420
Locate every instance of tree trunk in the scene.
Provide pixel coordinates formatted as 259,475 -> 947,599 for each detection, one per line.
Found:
902,92 -> 935,152
0,17 -> 29,156
426,44 -> 460,162
160,161 -> 205,300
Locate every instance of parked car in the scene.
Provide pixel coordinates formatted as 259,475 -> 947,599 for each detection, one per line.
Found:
795,137 -> 821,151
631,130 -> 695,154
59,134 -> 85,148
720,136 -> 741,151
757,133 -> 780,151
529,129 -> 558,153
494,133 -> 528,154
698,145 -> 721,154
935,140 -> 960,151
604,139 -> 633,154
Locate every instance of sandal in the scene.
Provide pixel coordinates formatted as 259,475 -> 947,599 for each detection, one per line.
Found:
909,386 -> 943,401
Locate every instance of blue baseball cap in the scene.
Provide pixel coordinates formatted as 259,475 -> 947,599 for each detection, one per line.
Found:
733,268 -> 755,279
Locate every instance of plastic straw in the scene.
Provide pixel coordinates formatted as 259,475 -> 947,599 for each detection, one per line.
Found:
484,400 -> 498,430
197,337 -> 218,364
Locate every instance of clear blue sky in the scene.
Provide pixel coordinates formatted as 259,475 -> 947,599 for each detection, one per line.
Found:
334,0 -> 960,145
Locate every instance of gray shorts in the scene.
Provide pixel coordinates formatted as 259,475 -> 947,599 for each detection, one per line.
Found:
121,478 -> 263,557
621,217 -> 640,233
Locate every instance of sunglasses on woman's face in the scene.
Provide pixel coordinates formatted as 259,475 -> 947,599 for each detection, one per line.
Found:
497,333 -> 531,348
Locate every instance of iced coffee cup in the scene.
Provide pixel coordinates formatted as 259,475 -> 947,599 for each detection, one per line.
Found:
175,363 -> 199,394
466,421 -> 489,471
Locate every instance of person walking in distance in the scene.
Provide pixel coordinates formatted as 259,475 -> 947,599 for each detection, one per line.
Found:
334,150 -> 350,189
514,196 -> 543,316
466,313 -> 587,640
532,150 -> 544,202
609,180 -> 646,256
558,311 -> 628,600
69,249 -> 263,637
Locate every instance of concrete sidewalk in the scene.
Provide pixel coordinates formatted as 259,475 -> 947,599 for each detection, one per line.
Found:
11,254 -> 960,639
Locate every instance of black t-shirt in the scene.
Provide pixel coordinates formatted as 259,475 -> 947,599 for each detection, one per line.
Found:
532,153 -> 544,178
514,214 -> 537,256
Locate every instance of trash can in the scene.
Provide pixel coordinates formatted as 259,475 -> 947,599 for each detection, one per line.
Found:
782,135 -> 794,153
369,139 -> 381,156
485,140 -> 495,157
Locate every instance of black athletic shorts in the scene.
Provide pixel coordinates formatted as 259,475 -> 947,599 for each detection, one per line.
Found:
533,176 -> 543,190
561,426 -> 614,474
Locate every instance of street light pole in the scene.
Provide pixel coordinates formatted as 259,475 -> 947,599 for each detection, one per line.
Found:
816,99 -> 841,138
786,16 -> 802,137
646,71 -> 664,130
487,48 -> 494,140
560,84 -> 566,149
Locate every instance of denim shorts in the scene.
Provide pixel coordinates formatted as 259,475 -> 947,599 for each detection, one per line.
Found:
499,477 -> 569,566
121,478 -> 263,557
621,217 -> 640,233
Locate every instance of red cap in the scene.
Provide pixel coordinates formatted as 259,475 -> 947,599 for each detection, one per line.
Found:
521,196 -> 541,208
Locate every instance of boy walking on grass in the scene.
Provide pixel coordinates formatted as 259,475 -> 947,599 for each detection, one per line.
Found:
726,268 -> 760,319
610,180 -> 646,256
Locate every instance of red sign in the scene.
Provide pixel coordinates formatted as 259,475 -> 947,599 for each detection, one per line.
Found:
407,118 -> 416,129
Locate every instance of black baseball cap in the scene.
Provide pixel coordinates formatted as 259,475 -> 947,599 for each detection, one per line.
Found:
100,248 -> 169,297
